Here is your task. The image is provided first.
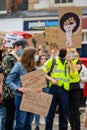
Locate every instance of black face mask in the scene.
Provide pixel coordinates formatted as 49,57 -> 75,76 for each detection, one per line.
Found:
59,49 -> 67,58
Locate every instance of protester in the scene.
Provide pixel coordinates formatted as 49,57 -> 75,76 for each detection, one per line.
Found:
83,107 -> 87,128
80,64 -> 87,88
2,39 -> 27,130
79,63 -> 87,107
0,49 -> 7,130
41,49 -> 78,130
34,54 -> 47,130
6,47 -> 38,130
67,50 -> 82,130
0,50 -> 5,130
73,51 -> 87,107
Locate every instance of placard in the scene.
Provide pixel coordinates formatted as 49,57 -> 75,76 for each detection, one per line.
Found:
27,33 -> 45,48
45,27 -> 58,50
20,90 -> 53,116
5,33 -> 23,47
58,7 -> 82,48
21,70 -> 47,91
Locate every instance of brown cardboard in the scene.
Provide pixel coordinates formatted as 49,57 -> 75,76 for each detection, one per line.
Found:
58,7 -> 82,49
45,27 -> 58,50
20,70 -> 47,91
20,90 -> 53,116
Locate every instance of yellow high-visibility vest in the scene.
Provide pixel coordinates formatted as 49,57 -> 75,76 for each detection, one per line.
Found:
42,57 -> 71,91
70,59 -> 80,83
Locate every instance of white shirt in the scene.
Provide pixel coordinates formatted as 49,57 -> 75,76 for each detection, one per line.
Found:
80,64 -> 87,89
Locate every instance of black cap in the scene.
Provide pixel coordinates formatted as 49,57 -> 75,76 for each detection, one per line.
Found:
13,39 -> 27,48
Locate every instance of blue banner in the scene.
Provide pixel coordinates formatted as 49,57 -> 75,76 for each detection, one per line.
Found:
23,20 -> 58,31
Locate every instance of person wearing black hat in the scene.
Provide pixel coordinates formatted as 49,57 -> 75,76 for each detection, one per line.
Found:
1,39 -> 27,130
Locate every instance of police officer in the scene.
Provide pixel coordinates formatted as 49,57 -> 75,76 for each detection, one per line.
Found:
42,49 -> 78,130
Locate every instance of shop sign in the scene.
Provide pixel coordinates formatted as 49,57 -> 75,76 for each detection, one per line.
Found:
23,20 -> 58,31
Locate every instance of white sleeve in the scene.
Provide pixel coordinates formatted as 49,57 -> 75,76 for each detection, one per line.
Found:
80,64 -> 87,83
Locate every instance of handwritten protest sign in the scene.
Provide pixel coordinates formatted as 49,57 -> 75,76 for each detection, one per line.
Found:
27,33 -> 45,48
34,33 -> 45,47
20,90 -> 53,116
5,33 -> 23,47
21,69 -> 47,90
45,27 -> 58,50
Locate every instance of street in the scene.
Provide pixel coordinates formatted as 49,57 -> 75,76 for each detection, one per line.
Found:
0,108 -> 87,130
32,110 -> 87,130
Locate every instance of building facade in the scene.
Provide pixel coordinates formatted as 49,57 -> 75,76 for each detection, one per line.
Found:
0,0 -> 87,57
0,0 -> 87,12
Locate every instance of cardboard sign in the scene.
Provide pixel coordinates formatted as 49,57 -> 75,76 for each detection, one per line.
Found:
34,33 -> 46,47
0,31 -> 8,39
20,90 -> 53,116
21,70 -> 47,91
45,27 -> 58,50
27,33 -> 45,48
58,7 -> 82,49
5,33 -> 23,47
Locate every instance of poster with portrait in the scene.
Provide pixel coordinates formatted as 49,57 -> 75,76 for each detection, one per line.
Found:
58,7 -> 82,49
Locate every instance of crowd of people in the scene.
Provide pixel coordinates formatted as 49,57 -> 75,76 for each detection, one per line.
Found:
0,39 -> 87,130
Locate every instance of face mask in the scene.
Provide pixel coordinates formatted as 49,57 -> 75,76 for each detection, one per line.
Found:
17,48 -> 23,56
70,52 -> 74,58
59,49 -> 67,58
34,55 -> 39,62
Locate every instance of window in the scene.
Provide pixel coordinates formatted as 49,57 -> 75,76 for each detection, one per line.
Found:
77,44 -> 87,57
82,32 -> 87,43
55,0 -> 73,3
0,0 -> 6,11
86,33 -> 87,41
82,33 -> 84,42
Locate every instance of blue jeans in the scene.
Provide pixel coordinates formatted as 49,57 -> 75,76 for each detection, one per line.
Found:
15,96 -> 34,130
42,87 -> 49,93
0,103 -> 6,130
35,114 -> 40,126
45,85 -> 69,130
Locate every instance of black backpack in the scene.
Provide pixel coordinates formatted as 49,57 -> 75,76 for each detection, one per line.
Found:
47,58 -> 56,87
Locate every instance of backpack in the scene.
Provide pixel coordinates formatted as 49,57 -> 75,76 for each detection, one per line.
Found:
47,57 -> 56,87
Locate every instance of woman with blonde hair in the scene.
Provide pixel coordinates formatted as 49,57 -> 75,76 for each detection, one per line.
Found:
6,47 -> 38,130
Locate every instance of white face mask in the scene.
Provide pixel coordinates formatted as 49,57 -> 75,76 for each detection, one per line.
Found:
70,52 -> 74,58
34,55 -> 39,62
